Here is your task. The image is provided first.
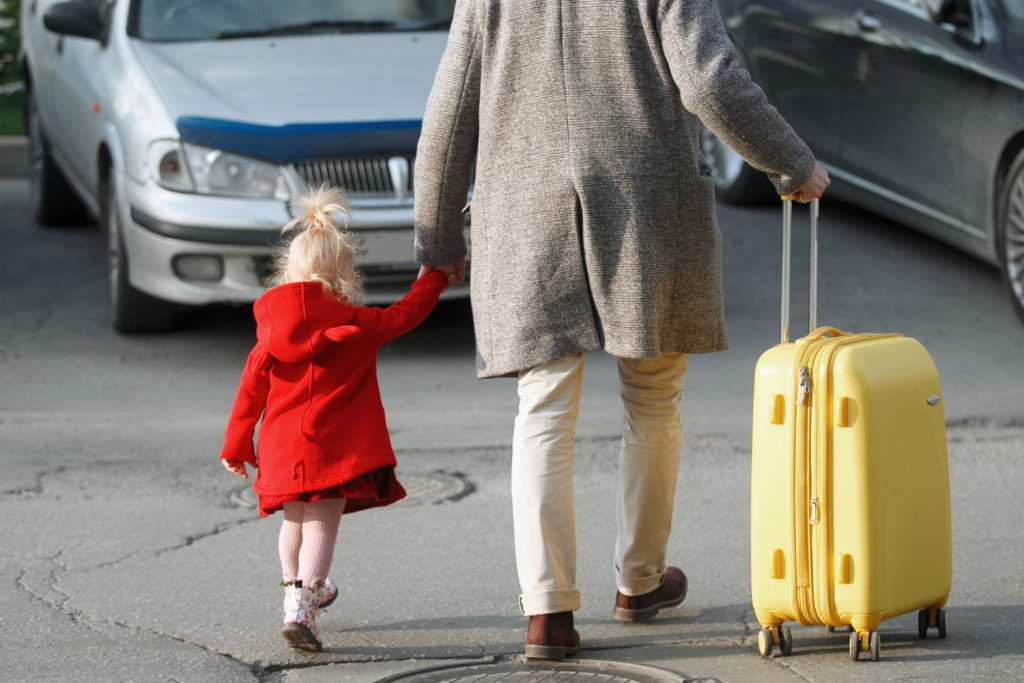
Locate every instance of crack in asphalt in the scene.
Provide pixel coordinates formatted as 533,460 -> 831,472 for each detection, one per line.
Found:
81,550 -> 143,574
1,464 -> 69,496
153,516 -> 262,557
771,658 -> 814,682
15,558 -> 258,677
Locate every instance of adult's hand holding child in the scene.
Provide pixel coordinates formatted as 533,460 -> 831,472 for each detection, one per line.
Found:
418,258 -> 466,287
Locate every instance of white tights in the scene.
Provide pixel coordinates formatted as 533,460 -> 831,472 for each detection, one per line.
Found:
278,498 -> 347,584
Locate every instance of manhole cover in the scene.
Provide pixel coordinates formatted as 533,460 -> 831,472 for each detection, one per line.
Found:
229,471 -> 472,510
378,659 -> 702,683
397,470 -> 473,506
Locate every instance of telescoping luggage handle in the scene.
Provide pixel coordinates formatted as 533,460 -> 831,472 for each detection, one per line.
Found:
779,197 -> 819,344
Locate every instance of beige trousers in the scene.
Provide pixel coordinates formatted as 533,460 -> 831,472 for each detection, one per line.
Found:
512,352 -> 687,615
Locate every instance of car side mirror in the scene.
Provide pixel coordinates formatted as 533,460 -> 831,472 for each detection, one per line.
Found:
43,1 -> 106,42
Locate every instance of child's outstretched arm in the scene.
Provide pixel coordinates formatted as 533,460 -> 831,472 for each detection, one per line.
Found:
362,269 -> 449,343
219,344 -> 272,468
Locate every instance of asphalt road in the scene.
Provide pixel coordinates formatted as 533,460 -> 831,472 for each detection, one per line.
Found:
1,176 -> 1022,682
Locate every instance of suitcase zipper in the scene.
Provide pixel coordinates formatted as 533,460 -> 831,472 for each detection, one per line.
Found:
793,347 -> 822,624
797,366 -> 811,405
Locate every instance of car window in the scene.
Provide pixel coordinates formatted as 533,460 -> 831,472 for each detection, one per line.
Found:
131,0 -> 457,42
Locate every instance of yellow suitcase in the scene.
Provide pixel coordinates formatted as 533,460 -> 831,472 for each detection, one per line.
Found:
750,200 -> 952,662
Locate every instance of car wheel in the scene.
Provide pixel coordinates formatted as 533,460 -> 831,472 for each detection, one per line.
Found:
25,86 -> 90,226
998,149 -> 1024,324
698,124 -> 777,205
101,174 -> 178,333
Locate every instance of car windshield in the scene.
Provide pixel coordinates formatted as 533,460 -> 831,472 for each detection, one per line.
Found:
131,0 -> 457,42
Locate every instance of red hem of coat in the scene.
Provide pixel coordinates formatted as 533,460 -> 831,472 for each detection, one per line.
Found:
257,466 -> 405,517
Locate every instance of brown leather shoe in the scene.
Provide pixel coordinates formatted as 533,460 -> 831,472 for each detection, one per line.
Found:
613,566 -> 688,623
524,611 -> 581,660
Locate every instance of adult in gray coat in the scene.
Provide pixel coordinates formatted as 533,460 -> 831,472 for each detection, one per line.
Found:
414,0 -> 829,659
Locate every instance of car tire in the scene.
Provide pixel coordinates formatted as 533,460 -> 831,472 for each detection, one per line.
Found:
699,124 -> 777,205
101,174 -> 178,333
25,86 -> 90,226
997,148 -> 1024,324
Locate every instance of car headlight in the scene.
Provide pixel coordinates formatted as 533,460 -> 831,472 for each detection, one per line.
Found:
148,140 -> 290,200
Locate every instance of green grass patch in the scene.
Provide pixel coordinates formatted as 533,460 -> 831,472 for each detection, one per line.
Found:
0,89 -> 24,136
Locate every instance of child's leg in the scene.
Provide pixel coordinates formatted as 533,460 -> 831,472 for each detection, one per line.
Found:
279,502 -> 305,581
297,498 -> 347,584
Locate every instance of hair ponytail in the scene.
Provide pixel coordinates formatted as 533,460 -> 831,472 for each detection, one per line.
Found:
272,186 -> 364,303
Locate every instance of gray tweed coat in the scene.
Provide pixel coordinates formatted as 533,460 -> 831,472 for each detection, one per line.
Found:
414,0 -> 816,379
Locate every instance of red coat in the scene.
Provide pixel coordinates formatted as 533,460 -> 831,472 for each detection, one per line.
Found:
220,271 -> 447,497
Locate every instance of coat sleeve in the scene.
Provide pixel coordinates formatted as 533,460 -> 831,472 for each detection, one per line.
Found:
657,0 -> 816,195
413,0 -> 481,267
360,270 -> 448,343
219,344 -> 272,465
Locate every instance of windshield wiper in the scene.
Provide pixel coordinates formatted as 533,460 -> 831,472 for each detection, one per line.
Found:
217,20 -> 397,40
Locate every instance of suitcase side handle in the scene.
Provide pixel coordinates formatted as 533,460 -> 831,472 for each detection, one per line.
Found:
780,197 -> 820,343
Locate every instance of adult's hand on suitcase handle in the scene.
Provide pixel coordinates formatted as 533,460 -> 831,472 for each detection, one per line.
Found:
785,164 -> 831,203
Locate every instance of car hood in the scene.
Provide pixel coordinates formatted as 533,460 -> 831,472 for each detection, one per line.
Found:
131,32 -> 447,129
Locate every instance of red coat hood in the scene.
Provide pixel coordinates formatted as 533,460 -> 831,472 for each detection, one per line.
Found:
253,282 -> 363,363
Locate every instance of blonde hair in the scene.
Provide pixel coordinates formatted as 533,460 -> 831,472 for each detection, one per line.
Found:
272,186 -> 364,304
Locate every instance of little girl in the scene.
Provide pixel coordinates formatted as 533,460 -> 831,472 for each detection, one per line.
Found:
219,186 -> 449,652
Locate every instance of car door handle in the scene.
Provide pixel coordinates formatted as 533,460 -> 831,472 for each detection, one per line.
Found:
856,10 -> 882,32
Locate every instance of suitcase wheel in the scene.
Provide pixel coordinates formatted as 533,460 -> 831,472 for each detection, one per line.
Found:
779,625 -> 793,656
918,608 -> 948,639
849,630 -> 881,662
870,632 -> 881,661
757,625 -> 793,657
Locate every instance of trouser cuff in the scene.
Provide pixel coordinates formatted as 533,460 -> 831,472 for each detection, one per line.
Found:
518,588 -> 581,615
617,568 -> 666,597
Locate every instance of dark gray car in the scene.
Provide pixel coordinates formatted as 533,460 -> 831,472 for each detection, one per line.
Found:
703,0 -> 1024,322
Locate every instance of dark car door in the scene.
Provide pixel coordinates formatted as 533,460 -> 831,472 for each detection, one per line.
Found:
837,0 -> 972,222
724,0 -> 857,165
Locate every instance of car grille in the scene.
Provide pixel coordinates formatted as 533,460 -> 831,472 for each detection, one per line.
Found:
291,156 -> 413,199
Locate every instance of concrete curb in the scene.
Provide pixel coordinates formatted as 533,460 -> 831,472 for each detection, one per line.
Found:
0,136 -> 28,178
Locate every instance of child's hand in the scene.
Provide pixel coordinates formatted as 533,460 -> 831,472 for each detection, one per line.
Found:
418,260 -> 464,287
221,459 -> 249,479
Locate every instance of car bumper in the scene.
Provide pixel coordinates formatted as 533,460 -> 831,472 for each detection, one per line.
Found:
120,180 -> 468,306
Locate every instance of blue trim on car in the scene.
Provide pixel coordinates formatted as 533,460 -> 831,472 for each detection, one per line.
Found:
175,117 -> 422,163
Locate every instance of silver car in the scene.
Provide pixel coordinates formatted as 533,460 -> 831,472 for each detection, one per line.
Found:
21,0 -> 464,332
